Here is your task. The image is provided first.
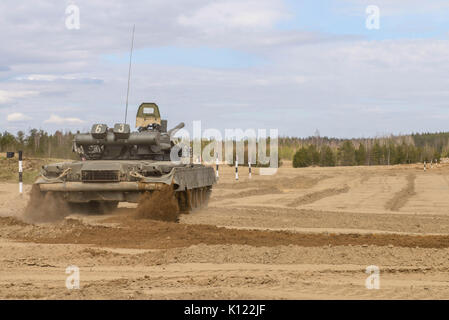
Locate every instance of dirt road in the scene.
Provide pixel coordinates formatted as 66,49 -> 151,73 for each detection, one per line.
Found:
1,163 -> 449,299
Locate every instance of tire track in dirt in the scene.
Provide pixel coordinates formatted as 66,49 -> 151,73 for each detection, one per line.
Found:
4,214 -> 449,249
214,175 -> 327,191
287,185 -> 350,207
185,206 -> 449,234
211,187 -> 283,202
211,175 -> 331,202
360,173 -> 372,184
385,173 -> 416,211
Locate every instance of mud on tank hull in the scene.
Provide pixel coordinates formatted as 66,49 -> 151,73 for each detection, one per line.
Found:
33,160 -> 216,212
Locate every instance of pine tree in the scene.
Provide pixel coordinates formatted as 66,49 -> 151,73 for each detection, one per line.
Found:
320,145 -> 336,167
307,145 -> 320,165
338,141 -> 356,166
371,142 -> 382,165
355,143 -> 366,165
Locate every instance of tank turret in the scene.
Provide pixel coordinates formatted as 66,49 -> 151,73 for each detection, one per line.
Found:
73,103 -> 185,161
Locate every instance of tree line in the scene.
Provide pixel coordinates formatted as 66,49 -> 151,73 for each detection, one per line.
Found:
1,129 -> 448,167
291,133 -> 446,168
0,129 -> 77,159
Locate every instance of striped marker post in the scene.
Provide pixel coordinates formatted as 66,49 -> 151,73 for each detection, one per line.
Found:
19,150 -> 23,195
215,154 -> 219,179
235,155 -> 239,180
248,160 -> 252,179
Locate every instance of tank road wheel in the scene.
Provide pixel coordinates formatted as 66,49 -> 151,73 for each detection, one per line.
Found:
197,188 -> 202,208
197,189 -> 202,208
195,188 -> 202,208
207,187 -> 212,203
201,188 -> 207,208
201,187 -> 212,207
176,192 -> 183,211
177,191 -> 189,213
177,188 -> 210,213
191,188 -> 203,210
198,187 -> 205,208
187,190 -> 194,211
178,190 -> 193,213
191,189 -> 198,209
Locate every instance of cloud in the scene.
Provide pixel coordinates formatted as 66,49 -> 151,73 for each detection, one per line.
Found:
14,74 -> 102,83
177,0 -> 288,31
0,1 -> 449,138
7,112 -> 31,122
339,0 -> 449,16
0,90 -> 38,104
44,114 -> 85,125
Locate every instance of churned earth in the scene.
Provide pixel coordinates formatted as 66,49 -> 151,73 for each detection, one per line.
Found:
0,161 -> 449,299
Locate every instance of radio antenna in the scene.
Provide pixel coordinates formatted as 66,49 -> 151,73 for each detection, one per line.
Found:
124,24 -> 135,124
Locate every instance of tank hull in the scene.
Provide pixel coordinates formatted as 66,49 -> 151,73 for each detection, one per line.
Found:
34,160 -> 216,206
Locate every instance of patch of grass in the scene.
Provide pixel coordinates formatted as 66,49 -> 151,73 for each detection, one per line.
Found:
279,145 -> 296,160
0,158 -> 68,184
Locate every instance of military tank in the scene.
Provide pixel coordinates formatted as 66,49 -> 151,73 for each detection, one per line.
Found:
31,103 -> 216,214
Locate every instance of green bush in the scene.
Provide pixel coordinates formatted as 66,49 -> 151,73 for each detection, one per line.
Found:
293,148 -> 310,168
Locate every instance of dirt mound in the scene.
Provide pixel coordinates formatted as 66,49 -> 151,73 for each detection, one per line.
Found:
22,185 -> 70,223
136,185 -> 179,222
385,173 -> 416,211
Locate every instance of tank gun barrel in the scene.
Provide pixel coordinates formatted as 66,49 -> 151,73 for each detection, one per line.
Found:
167,122 -> 185,137
75,131 -> 160,146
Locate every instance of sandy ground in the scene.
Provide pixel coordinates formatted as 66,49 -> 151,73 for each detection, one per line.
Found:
1,163 -> 449,299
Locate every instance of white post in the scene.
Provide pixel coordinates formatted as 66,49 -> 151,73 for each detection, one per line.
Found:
215,154 -> 219,179
248,160 -> 252,179
19,151 -> 23,194
235,155 -> 239,180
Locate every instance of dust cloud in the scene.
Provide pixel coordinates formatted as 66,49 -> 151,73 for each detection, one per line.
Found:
22,185 -> 70,223
136,185 -> 180,222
